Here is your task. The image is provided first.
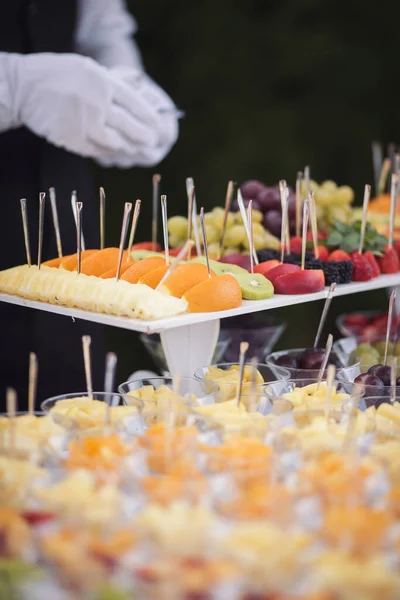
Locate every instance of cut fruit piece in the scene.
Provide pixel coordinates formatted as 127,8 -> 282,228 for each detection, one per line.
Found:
218,253 -> 251,270
99,262 -> 132,279
130,250 -> 164,262
159,263 -> 215,298
121,256 -> 166,284
169,246 -> 198,258
80,248 -> 129,277
234,272 -> 274,300
139,265 -> 169,289
183,274 -> 242,312
131,242 -> 162,251
264,263 -> 301,285
192,256 -> 248,277
253,260 -> 280,276
43,256 -> 65,268
273,269 -> 325,294
60,250 -> 98,271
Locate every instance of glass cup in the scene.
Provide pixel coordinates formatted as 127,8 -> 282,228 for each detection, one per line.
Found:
266,347 -> 352,379
337,363 -> 400,398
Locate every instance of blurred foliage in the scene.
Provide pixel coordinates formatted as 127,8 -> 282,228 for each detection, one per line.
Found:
93,0 -> 398,378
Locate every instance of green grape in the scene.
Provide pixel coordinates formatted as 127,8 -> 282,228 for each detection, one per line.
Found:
355,343 -> 379,358
358,352 -> 380,368
168,233 -> 183,248
252,209 -> 263,224
243,232 -> 267,250
394,342 -> 400,356
207,242 -> 220,257
300,179 -> 319,195
223,246 -> 240,256
315,188 -> 333,207
321,180 -> 337,193
373,341 -> 387,356
335,185 -> 354,205
252,222 -> 265,236
167,215 -> 188,238
224,225 -> 247,247
200,224 -> 219,245
212,210 -> 235,231
327,205 -> 352,224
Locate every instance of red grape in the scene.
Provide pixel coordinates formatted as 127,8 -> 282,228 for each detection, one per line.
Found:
263,210 -> 282,236
258,187 -> 281,212
240,180 -> 265,199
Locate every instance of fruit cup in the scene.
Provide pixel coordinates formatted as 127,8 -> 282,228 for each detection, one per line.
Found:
334,335 -> 400,368
266,347 -> 347,379
338,363 -> 400,398
336,310 -> 396,339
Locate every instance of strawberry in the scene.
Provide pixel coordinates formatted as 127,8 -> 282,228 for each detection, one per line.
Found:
378,245 -> 400,274
350,252 -> 373,281
363,251 -> 381,278
316,245 -> 329,261
343,314 -> 369,329
290,236 -> 302,254
394,240 -> 400,261
328,249 -> 350,262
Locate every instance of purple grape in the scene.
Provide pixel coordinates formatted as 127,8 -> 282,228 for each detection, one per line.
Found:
263,210 -> 282,237
368,364 -> 391,386
275,354 -> 299,369
354,373 -> 385,396
258,187 -> 281,212
231,197 -> 262,212
298,348 -> 325,370
240,180 -> 265,200
397,376 -> 400,386
287,194 -> 297,218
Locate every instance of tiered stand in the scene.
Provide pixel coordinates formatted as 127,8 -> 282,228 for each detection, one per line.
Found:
0,273 -> 399,375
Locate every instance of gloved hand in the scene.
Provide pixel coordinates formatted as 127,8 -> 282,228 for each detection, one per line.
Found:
1,52 -> 178,167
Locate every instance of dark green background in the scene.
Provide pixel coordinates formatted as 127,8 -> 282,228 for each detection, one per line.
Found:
95,0 -> 398,381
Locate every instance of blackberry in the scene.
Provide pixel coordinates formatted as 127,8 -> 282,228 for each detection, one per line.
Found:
257,249 -> 280,262
323,260 -> 353,285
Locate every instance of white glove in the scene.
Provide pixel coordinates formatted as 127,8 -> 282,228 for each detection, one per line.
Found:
0,52 -> 178,167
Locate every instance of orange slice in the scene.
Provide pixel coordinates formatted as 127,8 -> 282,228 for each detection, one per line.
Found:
139,265 -> 169,289
43,256 -> 65,268
159,263 -> 215,298
121,256 -> 167,284
99,261 -> 133,279
60,250 -> 98,271
80,248 -> 127,277
183,274 -> 242,312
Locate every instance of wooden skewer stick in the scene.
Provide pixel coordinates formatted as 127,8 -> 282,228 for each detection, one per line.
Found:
295,171 -> 303,237
20,199 -> 31,267
384,290 -> 396,366
156,240 -> 194,291
219,180 -> 235,255
116,202 -> 132,282
49,188 -> 63,258
314,283 -> 337,348
76,202 -> 83,275
152,174 -> 161,252
37,192 -> 46,270
235,342 -> 249,408
6,388 -> 17,456
388,143 -> 396,176
304,165 -> 310,199
308,191 -> 319,259
279,181 -> 289,263
127,199 -> 141,259
378,158 -> 391,196
71,190 -> 85,251
200,207 -> 211,278
186,178 -> 201,257
82,335 -> 93,400
316,334 -> 333,390
388,174 -> 398,249
301,199 -> 309,270
391,356 -> 397,405
324,364 -> 336,423
99,187 -> 106,251
358,184 -> 371,255
247,200 -> 255,274
371,141 -> 383,197
237,189 -> 259,265
161,195 -> 169,266
249,355 -> 259,414
187,186 -> 195,261
104,352 -> 118,427
28,352 -> 38,415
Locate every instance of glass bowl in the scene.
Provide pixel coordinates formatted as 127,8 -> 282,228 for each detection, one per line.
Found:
119,376 -> 219,409
221,313 -> 286,362
335,310 -> 400,339
266,347 -> 350,379
333,336 -> 400,369
337,364 -> 400,398
139,331 -> 231,374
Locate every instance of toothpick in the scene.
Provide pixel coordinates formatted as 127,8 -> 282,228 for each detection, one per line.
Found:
295,171 -> 303,237
247,200 -> 255,274
187,186 -> 195,261
71,191 -> 85,251
76,202 -> 83,275
6,388 -> 16,456
378,158 -> 391,196
384,290 -> 396,365
249,355 -> 259,414
308,191 -> 319,259
372,141 -> 383,197
28,352 -> 38,415
314,283 -> 337,348
20,199 -> 31,267
235,342 -> 249,408
49,188 -> 63,258
391,357 -> 397,405
127,199 -> 141,259
161,195 -> 169,265
301,199 -> 309,270
186,178 -> 201,257
200,207 -> 211,278
219,180 -> 235,254
170,372 -> 180,431
104,352 -> 117,427
82,336 -> 93,400
316,334 -> 333,390
324,364 -> 336,423
116,202 -> 132,281
279,181 -> 289,262
237,190 -> 259,265
37,192 -> 46,270
152,174 -> 161,252
155,240 -> 194,290
388,173 -> 398,248
358,184 -> 371,254
99,187 -> 106,250
388,143 -> 396,176
304,165 -> 310,199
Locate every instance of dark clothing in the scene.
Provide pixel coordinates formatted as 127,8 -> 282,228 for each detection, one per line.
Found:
0,0 -> 105,410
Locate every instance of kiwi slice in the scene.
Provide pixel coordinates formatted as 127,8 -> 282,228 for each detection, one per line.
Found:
234,272 -> 274,300
130,250 -> 164,262
191,256 -> 248,276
